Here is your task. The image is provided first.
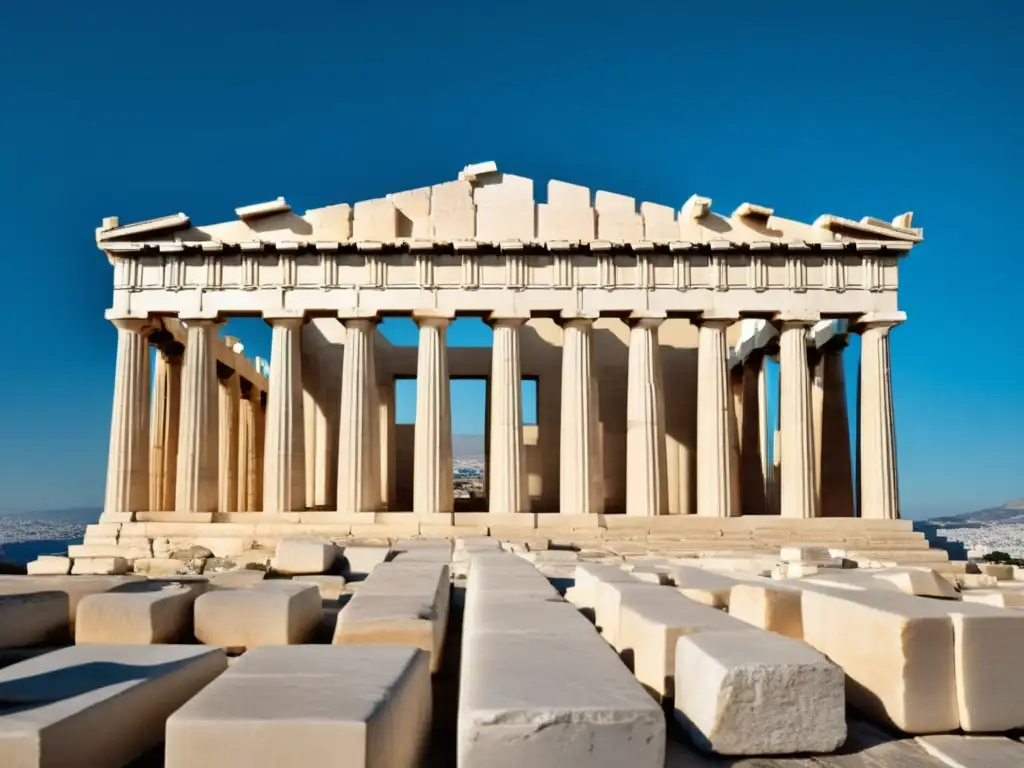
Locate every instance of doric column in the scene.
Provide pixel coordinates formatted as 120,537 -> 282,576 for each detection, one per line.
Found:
695,315 -> 737,517
236,381 -> 262,512
739,351 -> 768,515
814,335 -> 855,517
559,313 -> 603,515
488,313 -> 528,515
776,315 -> 818,519
303,378 -> 318,509
149,343 -> 182,512
855,312 -> 904,520
103,316 -> 152,517
175,318 -> 219,513
263,315 -> 306,513
218,369 -> 240,513
413,311 -> 454,515
378,379 -> 394,510
336,317 -> 381,514
624,312 -> 668,516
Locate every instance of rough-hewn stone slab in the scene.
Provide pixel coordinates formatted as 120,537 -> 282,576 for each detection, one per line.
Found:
728,583 -> 804,639
459,633 -> 665,768
194,581 -> 321,650
917,734 -> 1024,768
75,584 -> 198,645
618,589 -> 756,699
800,585 -> 959,733
0,644 -> 226,767
165,645 -> 431,768
333,561 -> 450,672
674,629 -> 846,755
0,593 -> 68,649
271,537 -> 337,575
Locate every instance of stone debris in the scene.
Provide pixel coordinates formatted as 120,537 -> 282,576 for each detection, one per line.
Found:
75,583 -> 201,645
0,644 -> 226,767
271,537 -> 337,575
194,581 -> 321,650
333,561 -> 450,672
165,646 -> 431,768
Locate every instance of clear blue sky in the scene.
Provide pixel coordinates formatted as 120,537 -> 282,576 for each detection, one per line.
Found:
0,1 -> 1019,518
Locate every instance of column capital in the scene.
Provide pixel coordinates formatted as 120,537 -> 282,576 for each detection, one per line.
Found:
772,311 -> 821,330
692,311 -> 739,330
262,310 -> 306,327
337,308 -> 380,322
851,311 -> 906,333
412,309 -> 455,329
108,316 -> 153,334
625,310 -> 667,330
556,310 -> 599,329
486,311 -> 530,328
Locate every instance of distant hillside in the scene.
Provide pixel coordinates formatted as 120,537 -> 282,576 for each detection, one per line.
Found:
453,434 -> 485,461
930,499 -> 1024,525
4,507 -> 102,524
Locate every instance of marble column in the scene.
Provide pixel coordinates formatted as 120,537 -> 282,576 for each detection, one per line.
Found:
175,319 -> 219,513
625,313 -> 668,516
695,317 -> 737,517
263,316 -> 306,514
236,381 -> 262,512
559,315 -> 603,515
218,370 -> 240,513
149,344 -> 182,512
777,317 -> 818,519
739,352 -> 768,515
378,379 -> 394,510
488,314 -> 528,515
336,318 -> 381,514
303,377 -> 318,509
856,313 -> 904,520
815,335 -> 855,517
413,311 -> 454,515
103,317 -> 152,517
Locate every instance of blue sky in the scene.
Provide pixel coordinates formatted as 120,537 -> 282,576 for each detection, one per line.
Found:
0,1 -> 1020,518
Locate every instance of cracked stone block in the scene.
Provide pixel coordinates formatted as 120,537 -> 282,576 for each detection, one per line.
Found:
194,582 -> 321,650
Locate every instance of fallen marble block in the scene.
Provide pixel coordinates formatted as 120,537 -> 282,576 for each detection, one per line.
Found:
728,583 -> 804,639
271,537 -> 336,575
291,574 -> 347,601
26,556 -> 71,575
0,575 -> 145,633
339,545 -> 391,577
0,644 -> 226,767
0,592 -> 69,649
674,629 -> 846,755
593,579 -> 666,648
458,632 -> 665,768
618,588 -> 756,700
194,581 -> 321,650
70,557 -> 129,576
565,563 -> 639,612
165,645 -> 431,768
333,562 -> 450,672
75,584 -> 198,644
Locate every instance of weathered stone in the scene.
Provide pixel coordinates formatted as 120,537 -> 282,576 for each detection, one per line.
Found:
26,556 -> 71,575
674,630 -> 846,755
165,646 -> 431,768
339,545 -> 391,576
0,644 -> 226,767
272,537 -> 337,575
565,563 -> 639,612
0,592 -> 68,649
979,563 -> 1014,581
71,557 -> 129,576
132,557 -> 189,576
169,545 -> 214,560
194,581 -> 321,649
207,569 -> 267,589
593,579 -> 666,648
727,583 -> 804,639
76,584 -> 199,644
291,574 -> 347,601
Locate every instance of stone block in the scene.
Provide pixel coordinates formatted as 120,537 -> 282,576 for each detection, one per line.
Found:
459,633 -> 664,768
192,537 -> 253,558
0,575 -> 146,633
780,545 -> 832,562
961,589 -> 1024,608
71,557 -> 129,576
339,546 -> 391,576
957,573 -> 998,589
618,588 -> 755,700
565,563 -> 638,611
979,563 -> 1014,581
207,569 -> 267,589
333,562 -> 450,672
593,579 -> 666,648
68,545 -> 147,562
728,583 -> 804,639
0,644 -> 226,767
291,574 -> 347,601
81,536 -> 118,547
464,595 -> 594,641
132,557 -> 189,576
0,592 -> 69,649
271,537 -> 337,575
27,556 -> 71,575
810,567 -> 961,600
917,734 -> 1024,767
76,584 -> 198,645
165,645 -> 431,768
674,630 -> 846,755
194,581 -> 321,650
799,584 -> 960,733
467,552 -> 559,599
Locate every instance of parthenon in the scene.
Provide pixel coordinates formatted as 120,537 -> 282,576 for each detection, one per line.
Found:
86,161 -> 923,556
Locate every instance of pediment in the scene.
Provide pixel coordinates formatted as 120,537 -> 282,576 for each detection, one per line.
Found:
97,162 -> 923,251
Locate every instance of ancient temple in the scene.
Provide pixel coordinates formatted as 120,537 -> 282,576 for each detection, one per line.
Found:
94,161 -> 921,538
